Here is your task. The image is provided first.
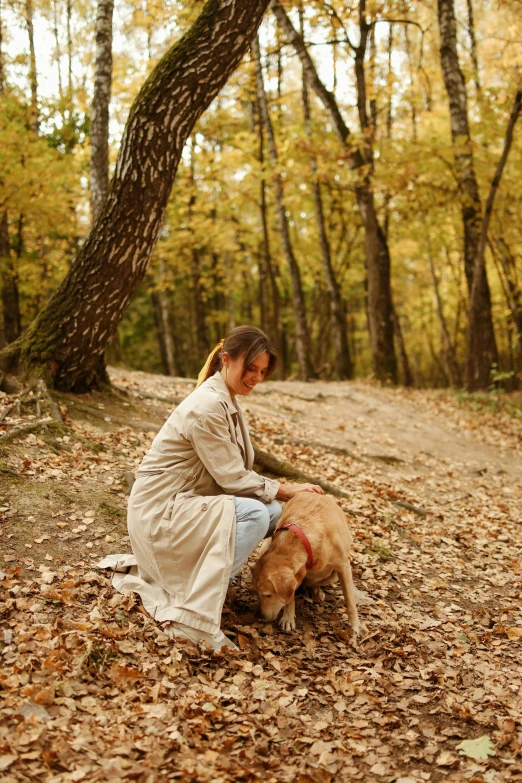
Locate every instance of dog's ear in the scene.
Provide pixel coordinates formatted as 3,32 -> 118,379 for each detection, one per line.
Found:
269,569 -> 297,605
295,565 -> 307,585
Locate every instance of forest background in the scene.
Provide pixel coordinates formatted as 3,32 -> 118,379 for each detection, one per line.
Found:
0,0 -> 521,390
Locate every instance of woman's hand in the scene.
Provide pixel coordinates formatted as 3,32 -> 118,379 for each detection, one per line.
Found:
276,482 -> 324,501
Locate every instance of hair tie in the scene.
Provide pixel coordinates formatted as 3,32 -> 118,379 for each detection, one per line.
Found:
196,339 -> 225,388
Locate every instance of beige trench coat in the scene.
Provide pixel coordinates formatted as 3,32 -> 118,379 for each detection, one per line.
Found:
98,372 -> 279,634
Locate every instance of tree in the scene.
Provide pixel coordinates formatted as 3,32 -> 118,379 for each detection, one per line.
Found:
437,0 -> 498,390
467,91 -> 522,388
90,0 -> 114,223
0,0 -> 272,391
272,1 -> 398,383
252,33 -> 315,380
298,7 -> 353,380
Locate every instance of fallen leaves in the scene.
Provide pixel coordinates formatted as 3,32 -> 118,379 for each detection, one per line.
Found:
456,735 -> 497,761
2,373 -> 522,781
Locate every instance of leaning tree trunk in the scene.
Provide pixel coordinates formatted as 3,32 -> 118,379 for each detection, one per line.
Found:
272,1 -> 397,384
0,0 -> 272,391
252,34 -> 315,380
437,0 -> 498,390
300,30 -> 353,379
90,0 -> 114,223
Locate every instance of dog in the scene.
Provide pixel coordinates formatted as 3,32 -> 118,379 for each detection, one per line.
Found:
251,493 -> 360,635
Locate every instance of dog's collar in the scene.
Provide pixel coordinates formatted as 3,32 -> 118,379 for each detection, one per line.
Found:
274,522 -> 314,569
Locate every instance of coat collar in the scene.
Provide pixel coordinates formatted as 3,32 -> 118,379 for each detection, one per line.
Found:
206,371 -> 241,413
205,372 -> 255,470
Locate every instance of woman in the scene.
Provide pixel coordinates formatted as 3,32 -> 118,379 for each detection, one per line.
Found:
100,326 -> 323,651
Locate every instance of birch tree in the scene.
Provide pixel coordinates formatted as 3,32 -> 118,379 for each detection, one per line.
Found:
437,0 -> 498,389
90,0 -> 114,223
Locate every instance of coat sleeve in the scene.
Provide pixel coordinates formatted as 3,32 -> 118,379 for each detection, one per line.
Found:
188,409 -> 279,502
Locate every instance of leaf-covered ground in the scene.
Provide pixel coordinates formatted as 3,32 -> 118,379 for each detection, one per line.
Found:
1,370 -> 522,783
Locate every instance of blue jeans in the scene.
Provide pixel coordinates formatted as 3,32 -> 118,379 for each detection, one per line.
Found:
231,498 -> 282,578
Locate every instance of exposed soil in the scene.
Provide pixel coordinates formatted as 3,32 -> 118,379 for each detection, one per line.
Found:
1,369 -> 521,783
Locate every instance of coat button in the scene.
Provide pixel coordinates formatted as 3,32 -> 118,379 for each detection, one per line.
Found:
202,503 -> 208,511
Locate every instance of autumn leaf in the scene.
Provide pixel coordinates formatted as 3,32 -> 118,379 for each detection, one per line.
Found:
456,736 -> 496,761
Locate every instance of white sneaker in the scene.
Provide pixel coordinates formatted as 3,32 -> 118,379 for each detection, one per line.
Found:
165,621 -> 238,651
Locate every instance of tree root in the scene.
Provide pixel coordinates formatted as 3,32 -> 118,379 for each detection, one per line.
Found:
36,380 -> 64,422
272,435 -> 362,462
253,446 -> 350,499
112,384 -> 184,405
390,500 -> 429,517
66,400 -> 160,431
0,418 -> 53,443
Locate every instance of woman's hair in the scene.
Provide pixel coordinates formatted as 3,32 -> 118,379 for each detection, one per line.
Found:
204,326 -> 277,383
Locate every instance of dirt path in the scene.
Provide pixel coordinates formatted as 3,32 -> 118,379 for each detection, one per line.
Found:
1,370 -> 521,783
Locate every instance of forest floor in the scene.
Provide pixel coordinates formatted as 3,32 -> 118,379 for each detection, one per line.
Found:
1,368 -> 522,783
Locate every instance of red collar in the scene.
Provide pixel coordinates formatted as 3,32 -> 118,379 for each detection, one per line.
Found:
274,522 -> 314,568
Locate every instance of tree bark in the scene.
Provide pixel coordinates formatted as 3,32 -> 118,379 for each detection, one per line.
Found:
437,0 -> 498,389
252,33 -> 315,380
0,0 -> 272,391
299,10 -> 352,380
90,0 -> 114,223
466,0 -> 482,98
272,0 -> 397,383
467,91 -> 522,389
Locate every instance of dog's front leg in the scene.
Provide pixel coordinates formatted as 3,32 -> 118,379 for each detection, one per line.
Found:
337,563 -> 360,636
279,595 -> 296,632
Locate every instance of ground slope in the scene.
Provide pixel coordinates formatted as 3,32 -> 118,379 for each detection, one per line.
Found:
1,370 -> 521,783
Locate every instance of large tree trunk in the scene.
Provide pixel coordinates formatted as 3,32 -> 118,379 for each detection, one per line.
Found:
252,34 -> 315,380
90,0 -> 114,223
0,0 -> 272,391
272,1 -> 397,384
299,12 -> 352,380
437,0 -> 498,389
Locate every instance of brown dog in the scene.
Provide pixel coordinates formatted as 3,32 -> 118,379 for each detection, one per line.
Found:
251,493 -> 360,635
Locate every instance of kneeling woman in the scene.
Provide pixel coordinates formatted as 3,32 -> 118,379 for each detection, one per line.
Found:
100,326 -> 323,650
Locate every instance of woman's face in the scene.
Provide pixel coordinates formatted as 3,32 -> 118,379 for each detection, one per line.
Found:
222,351 -> 270,397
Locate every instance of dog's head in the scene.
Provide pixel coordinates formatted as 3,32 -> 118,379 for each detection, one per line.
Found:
251,557 -> 306,621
